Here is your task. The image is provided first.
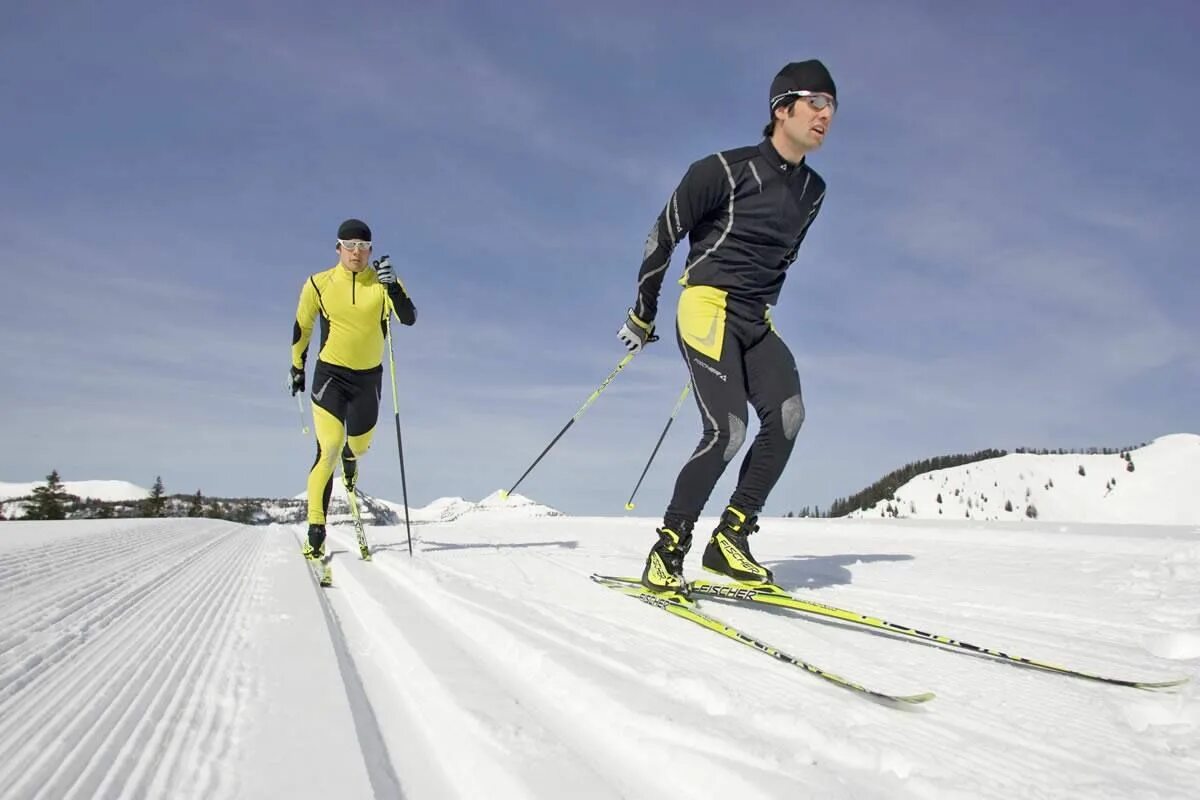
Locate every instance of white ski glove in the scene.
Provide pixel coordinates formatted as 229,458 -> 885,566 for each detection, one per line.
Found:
617,309 -> 657,353
374,255 -> 398,285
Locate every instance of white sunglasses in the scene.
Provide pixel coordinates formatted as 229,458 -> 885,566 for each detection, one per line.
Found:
338,239 -> 372,251
770,90 -> 837,112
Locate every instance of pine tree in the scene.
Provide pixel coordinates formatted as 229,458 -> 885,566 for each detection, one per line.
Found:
187,490 -> 203,517
143,476 -> 167,517
26,470 -> 70,520
1005,499 -> 1013,512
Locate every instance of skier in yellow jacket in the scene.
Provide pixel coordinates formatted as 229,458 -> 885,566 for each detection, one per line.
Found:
289,218 -> 416,558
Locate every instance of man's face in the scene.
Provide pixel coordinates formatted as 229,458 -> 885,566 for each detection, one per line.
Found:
337,239 -> 372,272
777,93 -> 835,152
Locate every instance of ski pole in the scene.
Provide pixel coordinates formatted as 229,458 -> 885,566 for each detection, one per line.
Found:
294,386 -> 310,435
502,352 -> 636,500
624,380 -> 691,510
380,256 -> 414,557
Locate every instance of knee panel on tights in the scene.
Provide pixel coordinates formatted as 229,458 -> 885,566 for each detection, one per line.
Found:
345,427 -> 375,458
781,394 -> 805,440
723,414 -> 747,461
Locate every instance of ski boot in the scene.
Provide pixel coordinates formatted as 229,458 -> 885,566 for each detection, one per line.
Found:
342,458 -> 358,496
702,506 -> 773,584
301,523 -> 327,560
641,524 -> 693,593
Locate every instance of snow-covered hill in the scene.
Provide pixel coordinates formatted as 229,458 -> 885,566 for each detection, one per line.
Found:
1,513 -> 1196,798
0,479 -> 149,503
849,433 -> 1199,524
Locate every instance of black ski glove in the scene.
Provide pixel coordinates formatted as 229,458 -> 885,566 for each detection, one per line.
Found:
289,365 -> 305,396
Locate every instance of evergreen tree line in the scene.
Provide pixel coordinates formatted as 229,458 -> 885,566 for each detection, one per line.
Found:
782,507 -> 824,519
1012,442 -> 1148,455
824,449 -> 1009,518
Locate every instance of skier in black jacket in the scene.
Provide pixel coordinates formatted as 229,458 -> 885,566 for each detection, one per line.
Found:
617,60 -> 837,592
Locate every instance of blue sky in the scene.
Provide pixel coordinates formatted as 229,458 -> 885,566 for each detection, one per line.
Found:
1,0 -> 1196,517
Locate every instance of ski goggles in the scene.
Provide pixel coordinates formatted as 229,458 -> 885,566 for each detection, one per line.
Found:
338,239 -> 372,251
770,90 -> 837,113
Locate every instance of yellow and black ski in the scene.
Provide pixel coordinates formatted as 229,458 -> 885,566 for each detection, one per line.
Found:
306,551 -> 333,587
685,578 -> 1188,691
591,574 -> 934,706
345,486 -> 372,561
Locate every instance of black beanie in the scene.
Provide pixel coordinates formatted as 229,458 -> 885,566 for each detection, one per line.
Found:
770,60 -> 837,108
337,218 -> 372,241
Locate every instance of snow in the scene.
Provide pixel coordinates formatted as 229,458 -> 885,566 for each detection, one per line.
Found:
2,504 -> 1197,798
0,479 -> 149,503
849,433 -> 1200,525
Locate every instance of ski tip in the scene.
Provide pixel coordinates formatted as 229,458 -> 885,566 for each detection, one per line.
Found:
894,691 -> 936,704
590,574 -> 641,585
1135,676 -> 1190,690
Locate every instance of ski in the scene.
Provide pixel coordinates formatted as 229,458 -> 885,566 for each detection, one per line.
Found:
674,577 -> 1189,691
591,574 -> 934,706
306,552 -> 333,587
345,486 -> 372,561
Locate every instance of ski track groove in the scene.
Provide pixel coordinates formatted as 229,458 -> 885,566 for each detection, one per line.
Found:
323,528 -> 590,797
8,529 -> 242,798
0,523 -> 261,800
0,525 -> 189,597
0,527 -> 208,658
95,531 -> 263,800
0,532 -> 232,709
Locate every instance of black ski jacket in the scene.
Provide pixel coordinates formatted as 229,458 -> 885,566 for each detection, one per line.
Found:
634,138 -> 825,321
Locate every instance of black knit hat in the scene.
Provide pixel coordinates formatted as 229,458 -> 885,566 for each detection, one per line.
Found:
770,60 -> 837,108
337,218 -> 372,241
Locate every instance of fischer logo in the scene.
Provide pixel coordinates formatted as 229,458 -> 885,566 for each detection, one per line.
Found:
692,357 -> 727,382
695,584 -> 758,600
720,538 -> 761,572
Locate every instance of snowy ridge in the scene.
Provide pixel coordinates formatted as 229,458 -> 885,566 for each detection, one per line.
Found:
1,514 -> 1196,797
849,433 -> 1200,524
378,490 -> 562,523
290,487 -> 563,524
